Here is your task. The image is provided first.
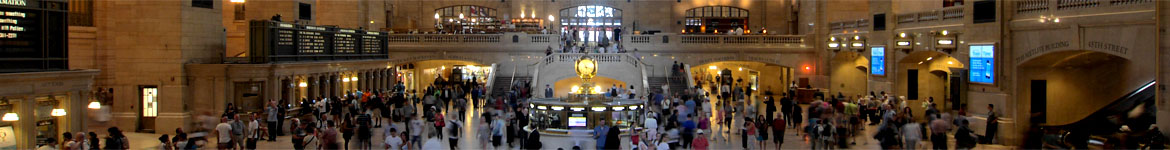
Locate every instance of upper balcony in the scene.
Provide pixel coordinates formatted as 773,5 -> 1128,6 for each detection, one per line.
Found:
385,33 -> 810,53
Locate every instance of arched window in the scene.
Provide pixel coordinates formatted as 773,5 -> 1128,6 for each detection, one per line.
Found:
684,6 -> 748,34
435,5 -> 499,31
559,5 -> 622,42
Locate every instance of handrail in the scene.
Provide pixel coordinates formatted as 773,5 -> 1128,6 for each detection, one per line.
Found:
1016,0 -> 1151,14
483,64 -> 498,96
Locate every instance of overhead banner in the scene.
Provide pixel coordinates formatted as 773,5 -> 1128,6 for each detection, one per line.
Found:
969,44 -> 995,84
870,46 -> 885,75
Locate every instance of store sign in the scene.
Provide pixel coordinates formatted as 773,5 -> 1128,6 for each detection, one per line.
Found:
969,44 -> 995,84
871,46 -> 885,75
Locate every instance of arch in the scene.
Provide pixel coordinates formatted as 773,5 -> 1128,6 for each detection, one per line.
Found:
1014,50 -> 1139,126
829,51 -> 870,99
689,55 -> 796,69
899,51 -> 965,72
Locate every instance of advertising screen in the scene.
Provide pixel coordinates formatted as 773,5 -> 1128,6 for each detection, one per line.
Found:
568,117 -> 588,127
870,46 -> 885,75
969,44 -> 995,84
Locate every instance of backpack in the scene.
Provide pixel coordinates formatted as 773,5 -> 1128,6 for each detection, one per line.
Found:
435,115 -> 446,127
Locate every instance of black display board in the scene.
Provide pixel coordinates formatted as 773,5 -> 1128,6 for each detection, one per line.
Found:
0,0 -> 68,73
248,20 -> 388,63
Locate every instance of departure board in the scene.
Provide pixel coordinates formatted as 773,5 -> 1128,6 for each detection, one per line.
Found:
361,35 -> 380,54
248,20 -> 389,63
0,0 -> 69,72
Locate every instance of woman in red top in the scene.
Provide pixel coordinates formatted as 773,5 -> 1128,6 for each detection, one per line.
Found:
692,131 -> 709,150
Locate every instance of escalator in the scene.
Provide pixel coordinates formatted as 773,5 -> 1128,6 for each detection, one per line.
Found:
1041,80 -> 1158,149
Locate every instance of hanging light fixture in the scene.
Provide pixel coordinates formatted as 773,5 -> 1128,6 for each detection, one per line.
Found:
88,101 -> 101,109
51,109 -> 66,116
1,113 -> 17,121
350,77 -> 358,81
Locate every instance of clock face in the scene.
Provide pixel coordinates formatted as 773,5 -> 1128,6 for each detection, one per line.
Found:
576,58 -> 596,78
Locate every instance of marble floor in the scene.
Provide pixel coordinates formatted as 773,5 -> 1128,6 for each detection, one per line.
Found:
114,99 -> 1013,150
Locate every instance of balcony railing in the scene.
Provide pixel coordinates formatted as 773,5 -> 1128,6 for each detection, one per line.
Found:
1016,0 -> 1151,14
896,6 -> 964,24
385,33 -> 807,52
829,19 -> 869,31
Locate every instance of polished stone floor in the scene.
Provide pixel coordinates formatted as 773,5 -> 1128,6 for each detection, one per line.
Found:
111,98 -> 1013,150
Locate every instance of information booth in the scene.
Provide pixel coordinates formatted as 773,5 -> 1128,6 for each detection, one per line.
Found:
526,94 -> 643,135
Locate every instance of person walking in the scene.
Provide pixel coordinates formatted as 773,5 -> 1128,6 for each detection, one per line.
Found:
756,115 -> 769,149
384,128 -> 403,150
930,114 -> 951,150
681,115 -> 696,149
448,119 -> 463,150
246,114 -> 261,150
902,119 -> 922,150
772,113 -> 786,149
606,126 -> 622,150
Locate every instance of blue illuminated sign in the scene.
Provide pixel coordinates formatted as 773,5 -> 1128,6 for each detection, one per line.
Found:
870,46 -> 885,75
969,44 -> 994,84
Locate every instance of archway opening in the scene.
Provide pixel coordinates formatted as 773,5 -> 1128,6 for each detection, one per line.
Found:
559,5 -> 622,44
829,51 -> 870,101
434,5 -> 499,33
896,51 -> 964,119
1015,50 -> 1141,126
397,60 -> 491,95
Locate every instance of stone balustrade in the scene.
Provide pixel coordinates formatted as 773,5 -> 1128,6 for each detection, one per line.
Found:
1015,0 -> 1152,14
386,33 -> 809,52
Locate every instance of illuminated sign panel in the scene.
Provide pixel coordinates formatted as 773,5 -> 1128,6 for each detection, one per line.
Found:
248,20 -> 389,63
1,0 -> 69,73
870,46 -> 885,75
969,44 -> 995,84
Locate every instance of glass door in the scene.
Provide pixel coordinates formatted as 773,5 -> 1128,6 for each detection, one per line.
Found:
139,86 -> 158,132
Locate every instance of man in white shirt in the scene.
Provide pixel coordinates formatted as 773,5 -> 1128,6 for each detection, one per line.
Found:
215,117 -> 233,150
246,114 -> 261,149
384,128 -> 403,150
410,116 -> 424,149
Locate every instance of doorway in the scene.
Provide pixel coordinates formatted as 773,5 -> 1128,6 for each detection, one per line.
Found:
1030,80 -> 1046,123
139,86 -> 159,132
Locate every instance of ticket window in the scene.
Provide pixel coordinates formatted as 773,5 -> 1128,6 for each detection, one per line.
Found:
34,95 -> 67,147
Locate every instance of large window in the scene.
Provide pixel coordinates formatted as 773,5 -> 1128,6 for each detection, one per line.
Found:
559,5 -> 622,42
435,5 -> 499,31
684,6 -> 748,33
141,87 -> 158,117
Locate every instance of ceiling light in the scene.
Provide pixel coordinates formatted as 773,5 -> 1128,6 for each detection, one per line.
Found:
896,41 -> 911,46
435,13 -> 440,19
853,35 -> 860,40
551,106 -> 564,111
1,113 -> 16,121
88,101 -> 101,109
51,109 -> 66,116
941,30 -> 949,36
918,61 -> 924,64
298,82 -> 308,87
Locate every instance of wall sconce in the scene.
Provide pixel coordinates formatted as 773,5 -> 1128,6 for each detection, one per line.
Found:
350,77 -> 358,81
51,109 -> 66,116
342,77 -> 350,82
591,107 -> 606,112
548,15 -> 555,21
937,39 -> 954,45
298,82 -> 308,87
88,101 -> 101,109
434,13 -> 440,19
1,113 -> 16,121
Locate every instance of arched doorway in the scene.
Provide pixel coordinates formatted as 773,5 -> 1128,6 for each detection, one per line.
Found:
397,60 -> 492,95
896,51 -> 964,119
829,51 -> 869,100
559,5 -> 622,44
1015,50 -> 1144,126
684,6 -> 748,34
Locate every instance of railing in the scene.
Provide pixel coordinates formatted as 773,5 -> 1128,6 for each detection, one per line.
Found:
895,6 -> 964,24
1016,0 -> 1151,14
531,35 -> 552,43
1017,0 -> 1050,14
829,19 -> 869,31
631,36 -> 651,43
670,35 -> 804,44
681,36 -> 720,43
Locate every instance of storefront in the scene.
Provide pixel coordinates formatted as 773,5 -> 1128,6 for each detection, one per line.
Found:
0,70 -> 98,149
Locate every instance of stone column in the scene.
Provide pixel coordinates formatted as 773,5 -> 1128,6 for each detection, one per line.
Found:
15,97 -> 35,149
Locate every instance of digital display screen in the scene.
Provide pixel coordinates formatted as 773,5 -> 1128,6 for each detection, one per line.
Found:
870,46 -> 885,75
0,8 -> 40,57
568,117 -> 587,127
969,44 -> 995,84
